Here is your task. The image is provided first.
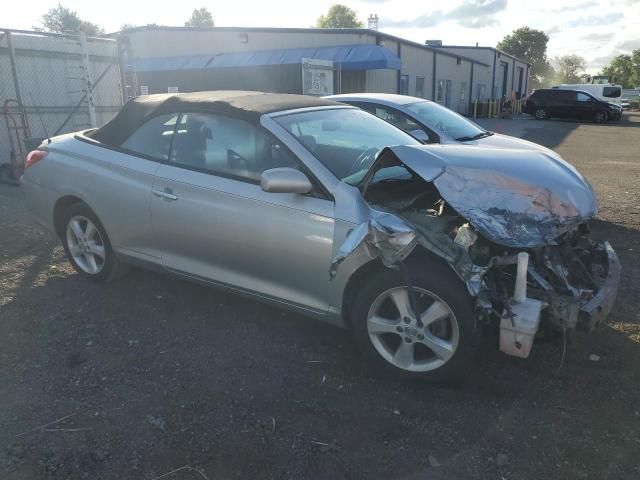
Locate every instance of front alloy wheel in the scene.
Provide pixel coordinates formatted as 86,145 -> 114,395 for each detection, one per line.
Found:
367,287 -> 459,372
349,258 -> 477,382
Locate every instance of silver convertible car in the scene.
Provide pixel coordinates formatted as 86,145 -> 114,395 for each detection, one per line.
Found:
21,91 -> 620,381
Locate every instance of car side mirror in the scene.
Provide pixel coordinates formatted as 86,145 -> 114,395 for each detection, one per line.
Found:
408,129 -> 430,143
261,167 -> 313,194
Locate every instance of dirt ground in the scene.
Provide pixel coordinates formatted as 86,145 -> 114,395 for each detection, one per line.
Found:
1,113 -> 639,480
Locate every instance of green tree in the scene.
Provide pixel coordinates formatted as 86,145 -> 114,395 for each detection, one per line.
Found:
579,73 -> 591,84
185,7 -> 214,27
119,23 -> 138,31
602,52 -> 640,87
497,27 -> 551,88
553,54 -> 586,84
36,3 -> 104,36
316,4 -> 364,28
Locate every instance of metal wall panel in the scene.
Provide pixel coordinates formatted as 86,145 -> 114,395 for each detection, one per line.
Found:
434,54 -> 472,113
125,30 -> 378,58
137,64 -> 302,95
399,44 -> 433,99
365,69 -> 397,93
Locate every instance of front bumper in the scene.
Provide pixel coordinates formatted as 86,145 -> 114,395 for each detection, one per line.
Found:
578,242 -> 620,331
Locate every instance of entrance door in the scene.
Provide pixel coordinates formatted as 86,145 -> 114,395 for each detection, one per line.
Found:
517,67 -> 524,98
501,62 -> 509,97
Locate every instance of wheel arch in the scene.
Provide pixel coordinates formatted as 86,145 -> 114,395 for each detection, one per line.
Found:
53,195 -> 86,238
341,246 -> 466,326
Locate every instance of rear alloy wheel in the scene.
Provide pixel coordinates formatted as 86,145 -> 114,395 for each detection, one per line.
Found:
61,203 -> 124,282
66,216 -> 106,274
349,259 -> 477,382
534,108 -> 548,120
594,110 -> 608,123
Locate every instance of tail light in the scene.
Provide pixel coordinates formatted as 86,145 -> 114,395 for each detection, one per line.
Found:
25,150 -> 48,170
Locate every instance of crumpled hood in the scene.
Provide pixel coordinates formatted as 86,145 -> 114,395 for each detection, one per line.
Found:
380,144 -> 598,248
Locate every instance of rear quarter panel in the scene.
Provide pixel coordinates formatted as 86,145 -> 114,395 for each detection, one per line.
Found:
22,133 -> 161,260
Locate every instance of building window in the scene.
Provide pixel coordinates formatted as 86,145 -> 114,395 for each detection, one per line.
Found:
437,79 -> 452,107
476,83 -> 487,100
416,77 -> 425,98
399,74 -> 409,95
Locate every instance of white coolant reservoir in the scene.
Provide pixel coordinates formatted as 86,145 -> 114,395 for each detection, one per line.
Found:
500,252 -> 545,358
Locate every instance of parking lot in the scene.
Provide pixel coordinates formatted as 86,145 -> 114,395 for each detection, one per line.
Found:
1,113 -> 639,480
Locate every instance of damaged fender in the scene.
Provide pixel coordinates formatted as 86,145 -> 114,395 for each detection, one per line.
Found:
330,212 -> 417,278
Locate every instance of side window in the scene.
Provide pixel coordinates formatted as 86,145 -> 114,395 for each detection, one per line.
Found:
577,92 -> 592,103
120,114 -> 179,160
349,101 -> 376,115
170,113 -> 301,183
602,86 -> 621,98
557,91 -> 576,103
373,105 -> 421,132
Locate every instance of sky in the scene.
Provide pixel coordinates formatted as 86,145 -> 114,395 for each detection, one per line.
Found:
4,0 -> 640,73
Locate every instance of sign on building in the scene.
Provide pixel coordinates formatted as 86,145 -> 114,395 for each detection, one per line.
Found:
301,58 -> 333,96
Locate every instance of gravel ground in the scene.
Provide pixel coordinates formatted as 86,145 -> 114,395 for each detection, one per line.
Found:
1,113 -> 639,480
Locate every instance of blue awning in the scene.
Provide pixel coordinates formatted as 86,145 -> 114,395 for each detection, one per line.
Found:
132,44 -> 401,73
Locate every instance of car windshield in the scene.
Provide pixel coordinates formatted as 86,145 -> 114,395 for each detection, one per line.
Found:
405,101 -> 487,141
274,108 -> 420,184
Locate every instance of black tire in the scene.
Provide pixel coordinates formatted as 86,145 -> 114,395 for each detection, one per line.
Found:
534,108 -> 548,120
349,257 -> 478,382
594,110 -> 608,123
60,202 -> 125,282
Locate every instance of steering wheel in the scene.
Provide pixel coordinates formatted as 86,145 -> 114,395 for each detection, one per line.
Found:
345,148 -> 380,178
227,148 -> 251,171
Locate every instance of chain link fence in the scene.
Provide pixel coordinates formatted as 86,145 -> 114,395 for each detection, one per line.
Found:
0,28 -> 123,175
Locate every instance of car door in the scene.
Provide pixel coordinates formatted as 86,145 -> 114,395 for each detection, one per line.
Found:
91,113 -> 179,261
575,92 -> 596,119
553,91 -> 575,118
149,112 -> 335,314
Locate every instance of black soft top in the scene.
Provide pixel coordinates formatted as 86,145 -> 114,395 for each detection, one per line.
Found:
90,90 -> 341,146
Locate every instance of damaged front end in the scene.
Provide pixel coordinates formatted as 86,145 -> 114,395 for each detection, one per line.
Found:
333,144 -> 620,358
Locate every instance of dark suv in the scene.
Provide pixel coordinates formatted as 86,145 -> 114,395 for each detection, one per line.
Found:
525,89 -> 622,123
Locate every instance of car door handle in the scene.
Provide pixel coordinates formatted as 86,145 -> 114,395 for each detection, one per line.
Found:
152,188 -> 178,201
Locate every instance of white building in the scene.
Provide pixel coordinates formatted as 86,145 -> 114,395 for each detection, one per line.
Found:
118,26 -> 531,115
